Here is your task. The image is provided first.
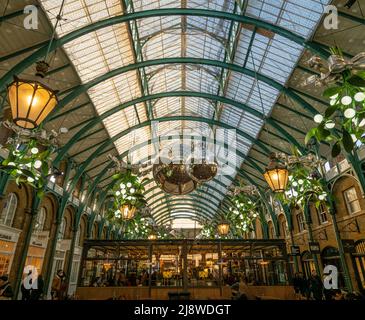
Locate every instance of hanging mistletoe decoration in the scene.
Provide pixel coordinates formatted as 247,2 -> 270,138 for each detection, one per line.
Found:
304,48 -> 365,157
111,170 -> 147,221
0,121 -> 66,197
228,191 -> 258,234
271,148 -> 331,210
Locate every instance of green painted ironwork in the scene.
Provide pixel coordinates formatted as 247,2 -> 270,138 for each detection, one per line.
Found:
0,8 -> 330,92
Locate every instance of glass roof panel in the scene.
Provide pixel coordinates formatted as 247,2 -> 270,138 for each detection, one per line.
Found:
39,0 -> 328,220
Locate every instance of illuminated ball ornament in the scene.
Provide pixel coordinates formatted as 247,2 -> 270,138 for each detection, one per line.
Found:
359,118 -> 365,127
33,160 -> 42,169
313,114 -> 324,124
7,61 -> 58,129
344,108 -> 356,119
325,121 -> 335,129
341,96 -> 352,106
354,92 -> 365,102
31,147 -> 39,154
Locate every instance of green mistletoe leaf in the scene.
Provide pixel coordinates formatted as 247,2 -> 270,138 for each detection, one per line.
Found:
305,127 -> 317,145
342,130 -> 354,153
347,75 -> 365,87
331,141 -> 341,158
325,103 -> 339,118
323,86 -> 342,98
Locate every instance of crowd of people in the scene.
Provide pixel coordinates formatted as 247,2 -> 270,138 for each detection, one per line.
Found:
0,269 -> 77,300
292,271 -> 365,300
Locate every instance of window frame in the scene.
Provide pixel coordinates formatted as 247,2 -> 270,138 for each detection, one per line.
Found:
0,193 -> 18,227
316,203 -> 328,224
343,187 -> 361,215
33,207 -> 46,233
296,211 -> 306,232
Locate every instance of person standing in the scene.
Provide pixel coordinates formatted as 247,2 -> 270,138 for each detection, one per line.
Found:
0,275 -> 13,300
30,275 -> 44,300
309,271 -> 323,300
51,270 -> 67,300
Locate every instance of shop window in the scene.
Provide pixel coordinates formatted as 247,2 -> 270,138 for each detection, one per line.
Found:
70,260 -> 80,283
0,240 -> 15,276
280,220 -> 287,238
75,226 -> 81,247
353,240 -> 365,292
0,193 -> 18,227
33,207 -> 46,233
296,212 -> 306,232
343,187 -> 361,215
316,203 -> 328,224
324,161 -> 331,172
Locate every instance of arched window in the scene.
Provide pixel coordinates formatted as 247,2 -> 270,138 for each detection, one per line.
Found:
58,218 -> 66,240
296,211 -> 306,232
33,207 -> 46,233
0,193 -> 18,227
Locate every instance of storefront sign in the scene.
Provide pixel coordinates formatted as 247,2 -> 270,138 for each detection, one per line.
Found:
0,225 -> 21,243
342,239 -> 355,254
291,245 -> 300,256
30,231 -> 49,248
309,242 -> 321,254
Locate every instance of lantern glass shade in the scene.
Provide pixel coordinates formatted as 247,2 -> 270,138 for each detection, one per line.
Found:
8,79 -> 58,129
148,233 -> 157,240
263,155 -> 289,193
119,204 -> 137,220
217,221 -> 230,236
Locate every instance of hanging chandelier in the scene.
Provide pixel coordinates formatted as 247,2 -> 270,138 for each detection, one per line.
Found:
153,158 -> 198,195
7,61 -> 58,129
186,140 -> 218,183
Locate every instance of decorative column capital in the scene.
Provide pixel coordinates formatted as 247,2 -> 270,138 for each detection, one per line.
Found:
24,207 -> 38,216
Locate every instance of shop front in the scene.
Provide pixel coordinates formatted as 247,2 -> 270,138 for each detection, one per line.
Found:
76,239 -> 293,300
25,231 -> 49,274
0,224 -> 21,276
352,240 -> 365,293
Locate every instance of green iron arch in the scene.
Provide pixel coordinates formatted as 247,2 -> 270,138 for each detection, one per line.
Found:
46,57 -> 318,119
147,190 -> 231,211
151,198 -> 220,216
0,8 -> 329,91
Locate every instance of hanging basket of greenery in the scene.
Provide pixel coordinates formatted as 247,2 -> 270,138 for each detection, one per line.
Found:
304,47 -> 365,157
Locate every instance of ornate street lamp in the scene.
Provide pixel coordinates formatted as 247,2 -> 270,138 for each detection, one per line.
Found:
263,153 -> 289,193
119,204 -> 137,220
7,61 -> 58,129
217,220 -> 230,236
